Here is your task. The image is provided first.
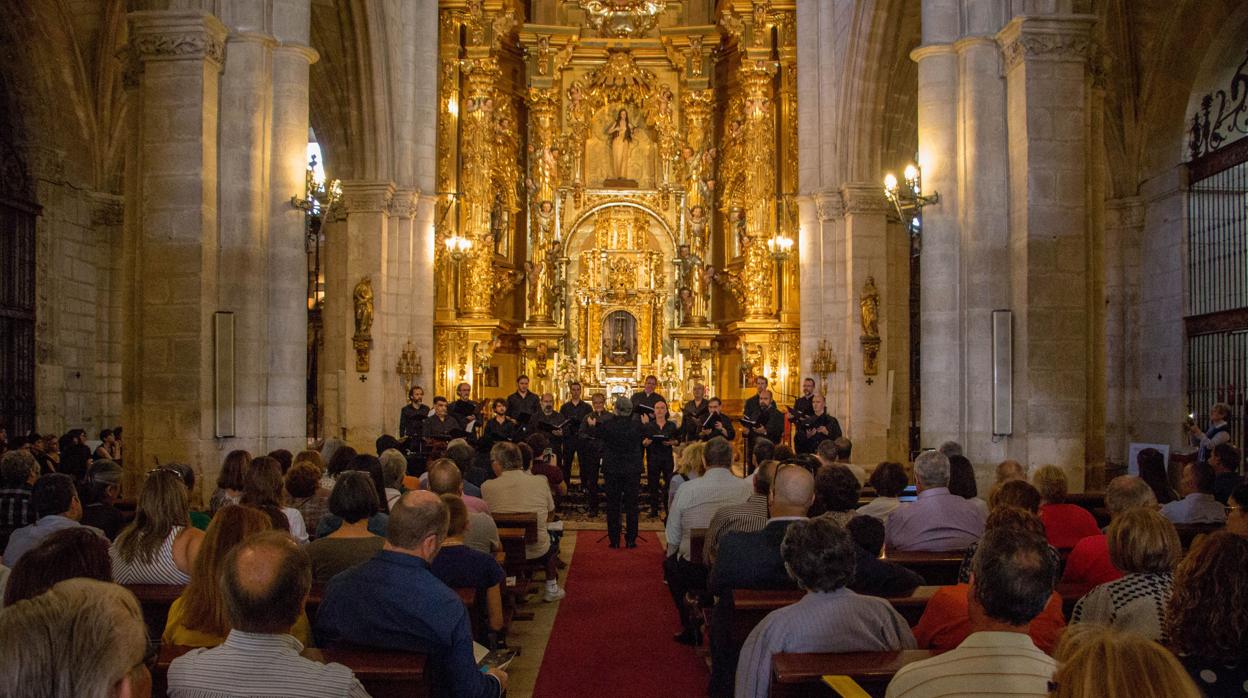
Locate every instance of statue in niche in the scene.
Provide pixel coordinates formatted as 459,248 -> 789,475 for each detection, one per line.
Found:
603,310 -> 638,365
860,276 -> 880,338
606,107 -> 639,186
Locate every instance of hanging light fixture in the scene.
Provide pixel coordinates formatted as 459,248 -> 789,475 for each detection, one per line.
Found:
883,160 -> 939,240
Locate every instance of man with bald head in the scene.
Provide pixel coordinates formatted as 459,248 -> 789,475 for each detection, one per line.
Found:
427,458 -> 500,555
169,532 -> 368,697
315,491 -> 507,698
706,464 -> 816,697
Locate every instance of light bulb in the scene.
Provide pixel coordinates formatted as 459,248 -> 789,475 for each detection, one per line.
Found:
904,163 -> 918,182
883,173 -> 898,192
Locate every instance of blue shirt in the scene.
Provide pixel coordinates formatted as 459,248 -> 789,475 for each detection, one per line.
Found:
313,549 -> 501,698
430,544 -> 505,592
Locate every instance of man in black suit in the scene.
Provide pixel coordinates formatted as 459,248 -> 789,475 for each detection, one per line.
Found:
745,390 -> 785,445
697,397 -> 736,442
579,393 -> 611,517
449,382 -> 481,435
422,396 -> 463,439
741,376 -> 769,472
505,375 -> 540,436
587,396 -> 644,548
791,377 -> 816,417
706,464 -> 815,698
399,385 -> 429,440
682,383 -> 710,441
558,382 -> 593,485
630,375 -> 665,421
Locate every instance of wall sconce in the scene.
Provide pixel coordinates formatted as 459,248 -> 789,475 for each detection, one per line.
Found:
444,233 -> 472,262
396,339 -> 423,393
766,233 -> 794,260
811,339 -> 837,393
883,161 -> 939,240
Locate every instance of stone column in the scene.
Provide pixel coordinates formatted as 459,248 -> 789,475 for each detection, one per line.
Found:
124,10 -> 227,473
998,15 -> 1096,480
1104,197 -> 1143,465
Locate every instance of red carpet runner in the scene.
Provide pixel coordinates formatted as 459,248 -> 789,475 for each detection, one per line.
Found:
532,532 -> 709,697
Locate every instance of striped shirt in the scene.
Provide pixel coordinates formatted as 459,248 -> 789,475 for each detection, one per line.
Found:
885,631 -> 1056,698
703,493 -> 769,565
168,630 -> 369,697
111,526 -> 191,585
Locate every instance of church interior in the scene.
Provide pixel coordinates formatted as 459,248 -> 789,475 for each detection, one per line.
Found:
1,0 -> 1246,697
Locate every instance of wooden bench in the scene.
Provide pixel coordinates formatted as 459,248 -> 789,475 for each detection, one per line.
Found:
1173,522 -> 1224,549
151,643 -> 430,698
690,527 -> 708,564
492,513 -> 542,618
769,650 -> 934,697
880,549 -> 965,586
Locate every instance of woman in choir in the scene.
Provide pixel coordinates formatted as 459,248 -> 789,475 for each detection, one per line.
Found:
794,394 -> 842,455
641,399 -> 680,518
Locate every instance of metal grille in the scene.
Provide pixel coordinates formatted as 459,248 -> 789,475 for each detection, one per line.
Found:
1187,329 -> 1247,448
0,201 -> 36,437
1187,159 -> 1248,317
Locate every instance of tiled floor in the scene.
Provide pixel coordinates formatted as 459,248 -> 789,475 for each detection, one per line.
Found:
502,530 -> 574,698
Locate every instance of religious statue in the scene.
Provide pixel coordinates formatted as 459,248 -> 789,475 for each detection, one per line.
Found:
607,108 -> 638,184
860,276 -> 880,338
353,276 -> 374,374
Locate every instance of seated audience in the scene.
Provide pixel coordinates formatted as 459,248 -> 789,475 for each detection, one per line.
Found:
810,463 -> 861,526
428,457 -> 490,514
665,436 -> 751,644
703,460 -> 774,566
937,440 -> 962,459
445,439 -> 488,493
1228,484 -> 1248,537
667,440 -> 706,510
736,517 -> 916,698
322,444 -> 358,490
994,459 -> 1026,486
306,471 -> 386,584
430,495 -> 506,643
1160,461 -> 1227,525
110,468 -> 204,584
885,450 -> 985,552
427,459 -> 500,555
0,449 -> 39,551
211,449 -> 251,514
957,479 -> 1051,583
887,527 -> 1059,697
1070,507 -> 1180,642
316,457 -> 389,540
708,464 -> 815,697
1033,464 -> 1101,549
165,505 -> 313,647
80,459 -> 125,539
285,462 -> 330,537
481,442 -> 564,602
1062,475 -> 1156,592
243,456 -> 310,543
3,473 -> 103,566
1137,447 -> 1178,505
844,515 -> 923,598
816,437 -> 866,484
168,531 -> 368,697
3,526 -> 112,605
914,508 -> 1066,654
294,448 -> 325,473
58,442 -> 91,483
948,455 -> 988,517
1210,443 -> 1242,504
164,462 -> 212,531
0,579 -> 150,697
268,448 -> 294,475
1049,625 -> 1201,698
314,490 -> 507,698
1165,531 -> 1248,696
358,454 -> 392,515
380,448 -> 407,509
857,461 -> 908,522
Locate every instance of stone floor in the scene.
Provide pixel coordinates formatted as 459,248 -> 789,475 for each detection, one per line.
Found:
502,530 -> 574,698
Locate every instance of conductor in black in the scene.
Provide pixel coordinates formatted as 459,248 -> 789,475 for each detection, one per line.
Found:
587,396 -> 644,548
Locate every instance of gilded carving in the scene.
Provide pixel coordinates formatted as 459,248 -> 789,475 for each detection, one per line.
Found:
353,277 -> 374,374
580,0 -> 667,38
860,276 -> 881,376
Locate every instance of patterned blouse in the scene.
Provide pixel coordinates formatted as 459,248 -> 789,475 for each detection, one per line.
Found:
110,526 -> 191,585
1070,572 -> 1174,643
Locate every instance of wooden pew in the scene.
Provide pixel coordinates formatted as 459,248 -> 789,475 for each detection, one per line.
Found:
880,549 -> 965,586
690,527 -> 709,565
769,650 -> 934,698
1173,522 -> 1224,549
151,643 -> 430,698
492,513 -> 541,618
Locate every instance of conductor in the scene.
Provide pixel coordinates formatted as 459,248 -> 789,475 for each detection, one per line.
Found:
587,396 -> 644,548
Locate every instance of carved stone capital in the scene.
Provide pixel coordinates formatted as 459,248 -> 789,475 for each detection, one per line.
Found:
812,189 -> 844,222
339,181 -> 397,214
387,188 -> 421,219
90,192 -> 125,226
840,183 -> 891,217
129,11 -> 228,67
997,15 -> 1096,72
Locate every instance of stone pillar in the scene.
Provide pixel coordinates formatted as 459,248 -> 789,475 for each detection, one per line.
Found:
124,10 -> 227,473
1104,197 -> 1143,464
998,15 -> 1096,481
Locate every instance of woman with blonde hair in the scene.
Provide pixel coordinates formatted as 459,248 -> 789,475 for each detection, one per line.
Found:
1070,508 -> 1180,642
668,440 -> 706,511
1048,625 -> 1200,698
110,468 -> 204,584
1032,465 -> 1101,549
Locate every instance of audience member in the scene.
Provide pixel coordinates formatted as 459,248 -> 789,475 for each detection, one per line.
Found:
58,442 -> 92,483
80,459 -> 125,539
1227,483 -> 1248,537
379,448 -> 407,509
994,459 -> 1026,486
1048,625 -> 1201,698
211,449 -> 252,514
667,440 -> 706,510
429,457 -> 489,514
1209,442 -> 1242,504
957,480 -> 1050,583
426,459 -> 499,554
857,461 -> 908,522
1137,447 -> 1178,505
1070,508 -> 1179,642
306,471 -> 386,584
0,449 -> 38,552
164,505 -> 313,648
1161,461 -> 1227,524
1188,401 -> 1232,462
708,464 -> 815,696
937,440 -> 963,459
294,449 -> 325,472
445,439 -> 487,492
322,444 -> 358,487
0,579 -> 150,697
168,531 -> 368,697
430,494 -> 506,643
163,462 -> 211,530
2,473 -> 102,566
1165,531 -> 1248,696
810,463 -> 862,525
844,515 -> 923,597
242,456 -> 310,543
285,462 -> 330,537
1062,475 -> 1156,592
1033,465 -> 1101,549
772,444 -> 796,461
268,448 -> 294,475
884,450 -> 985,552
110,468 -> 204,584
482,442 -> 563,601
3,526 -> 112,606
665,436 -> 750,644
703,460 -> 775,566
816,438 -> 866,484
915,508 -> 1066,654
93,429 -> 116,462
736,517 -> 916,698
887,527 -> 1058,697
355,454 -> 392,515
947,455 -> 988,517
315,490 -> 507,698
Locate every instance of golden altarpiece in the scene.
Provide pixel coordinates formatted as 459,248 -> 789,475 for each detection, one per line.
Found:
433,0 -> 800,406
